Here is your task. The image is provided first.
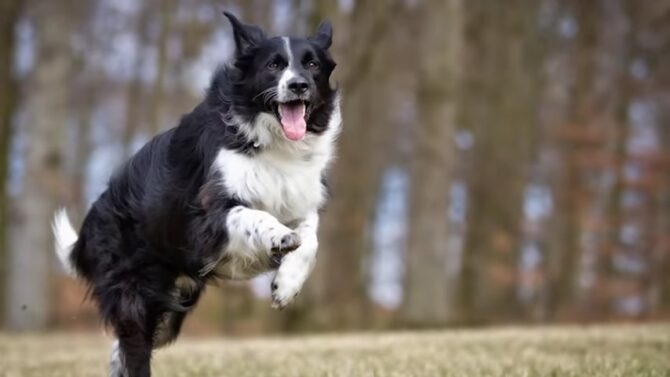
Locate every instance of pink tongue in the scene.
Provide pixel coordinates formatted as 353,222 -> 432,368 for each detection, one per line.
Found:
278,103 -> 306,141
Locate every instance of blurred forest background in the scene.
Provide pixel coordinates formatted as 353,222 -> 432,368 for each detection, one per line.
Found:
1,0 -> 670,335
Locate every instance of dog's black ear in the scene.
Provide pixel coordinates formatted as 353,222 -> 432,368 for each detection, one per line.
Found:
223,11 -> 266,55
311,20 -> 332,49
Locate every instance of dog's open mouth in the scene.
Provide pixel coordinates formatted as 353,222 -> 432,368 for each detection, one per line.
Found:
274,100 -> 310,141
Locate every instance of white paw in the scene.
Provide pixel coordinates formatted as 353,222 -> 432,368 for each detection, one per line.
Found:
271,252 -> 312,309
254,216 -> 301,253
269,230 -> 301,253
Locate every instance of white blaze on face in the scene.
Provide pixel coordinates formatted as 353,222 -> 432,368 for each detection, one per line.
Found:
276,37 -> 307,141
277,37 -> 297,102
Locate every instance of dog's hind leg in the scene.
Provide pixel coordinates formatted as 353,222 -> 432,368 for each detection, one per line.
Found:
113,314 -> 155,377
103,279 -> 165,377
107,279 -> 201,376
153,277 -> 202,348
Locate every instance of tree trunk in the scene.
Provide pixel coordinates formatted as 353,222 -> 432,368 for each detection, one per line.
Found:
71,87 -> 95,222
121,5 -> 150,159
459,0 -> 542,324
622,0 -> 670,317
541,0 -> 597,320
575,0 -> 630,320
305,0 -> 402,330
523,0 -> 580,321
0,0 -> 21,327
147,0 -> 173,136
5,1 -> 72,330
655,109 -> 670,312
399,0 -> 463,326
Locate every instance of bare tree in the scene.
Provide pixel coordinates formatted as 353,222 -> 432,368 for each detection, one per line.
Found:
147,0 -> 174,135
520,0 -> 580,321
307,0 -> 403,329
5,1 -> 73,330
620,0 -> 670,317
121,4 -> 150,159
400,0 -> 463,326
542,0 -> 632,320
459,0 -> 542,323
577,0 -> 631,319
0,0 -> 22,326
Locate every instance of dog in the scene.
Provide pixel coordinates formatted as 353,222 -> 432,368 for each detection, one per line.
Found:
52,12 -> 339,377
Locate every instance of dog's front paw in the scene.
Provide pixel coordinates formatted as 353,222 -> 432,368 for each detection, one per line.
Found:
271,232 -> 301,253
270,253 -> 311,309
257,218 -> 301,254
269,232 -> 301,268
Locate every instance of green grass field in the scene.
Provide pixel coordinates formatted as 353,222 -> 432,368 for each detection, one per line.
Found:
1,324 -> 669,377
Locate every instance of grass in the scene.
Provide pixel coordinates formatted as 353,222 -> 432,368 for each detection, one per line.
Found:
1,324 -> 669,376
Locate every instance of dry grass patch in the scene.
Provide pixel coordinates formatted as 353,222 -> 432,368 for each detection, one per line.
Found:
1,324 -> 669,377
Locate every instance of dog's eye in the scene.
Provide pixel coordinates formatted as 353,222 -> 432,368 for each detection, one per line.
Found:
306,61 -> 319,70
267,62 -> 280,71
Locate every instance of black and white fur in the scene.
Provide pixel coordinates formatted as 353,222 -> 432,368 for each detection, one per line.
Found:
52,12 -> 339,377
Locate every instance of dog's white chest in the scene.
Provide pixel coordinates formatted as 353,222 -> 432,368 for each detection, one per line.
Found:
214,148 -> 327,223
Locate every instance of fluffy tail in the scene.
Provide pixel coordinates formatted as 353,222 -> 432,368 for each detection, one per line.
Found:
52,208 -> 78,276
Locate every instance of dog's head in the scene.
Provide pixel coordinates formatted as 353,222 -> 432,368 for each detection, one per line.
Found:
218,12 -> 337,143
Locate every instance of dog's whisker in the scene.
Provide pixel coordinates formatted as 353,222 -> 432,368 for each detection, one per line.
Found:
263,95 -> 277,105
253,87 -> 278,102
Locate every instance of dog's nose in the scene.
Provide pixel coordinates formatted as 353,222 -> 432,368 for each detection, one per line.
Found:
287,78 -> 309,94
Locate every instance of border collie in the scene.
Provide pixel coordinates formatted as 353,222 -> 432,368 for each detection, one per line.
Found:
52,12 -> 339,377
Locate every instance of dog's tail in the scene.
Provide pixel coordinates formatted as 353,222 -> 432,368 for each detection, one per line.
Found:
52,208 -> 78,276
